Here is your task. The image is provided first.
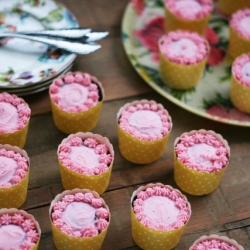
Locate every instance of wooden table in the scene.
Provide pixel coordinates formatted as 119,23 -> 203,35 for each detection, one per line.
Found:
17,0 -> 250,249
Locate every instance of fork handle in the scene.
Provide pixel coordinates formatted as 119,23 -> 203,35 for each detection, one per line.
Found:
0,33 -> 101,54
18,28 -> 92,39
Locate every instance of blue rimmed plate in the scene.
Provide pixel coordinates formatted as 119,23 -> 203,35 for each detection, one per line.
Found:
0,0 -> 78,89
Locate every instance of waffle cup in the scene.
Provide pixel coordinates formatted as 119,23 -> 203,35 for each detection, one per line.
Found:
58,132 -> 114,195
218,0 -> 250,17
131,183 -> 191,250
174,129 -> 230,196
230,70 -> 250,113
49,189 -> 110,250
0,144 -> 30,208
189,234 -> 244,249
228,25 -> 250,61
0,208 -> 41,250
50,72 -> 105,134
0,93 -> 30,149
164,6 -> 211,35
117,100 -> 172,164
159,39 -> 209,90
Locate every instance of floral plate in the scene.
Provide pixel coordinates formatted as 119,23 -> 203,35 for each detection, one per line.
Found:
0,0 -> 78,89
122,0 -> 250,127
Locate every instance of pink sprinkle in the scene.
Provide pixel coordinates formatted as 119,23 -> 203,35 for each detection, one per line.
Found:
75,73 -> 84,83
64,75 -> 75,84
54,78 -> 64,86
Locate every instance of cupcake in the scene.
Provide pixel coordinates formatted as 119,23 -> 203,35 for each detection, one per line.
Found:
230,53 -> 250,113
164,0 -> 213,35
49,71 -> 104,134
0,92 -> 31,148
189,234 -> 244,249
0,208 -> 41,250
131,183 -> 191,250
218,0 -> 250,17
117,100 -> 172,164
228,9 -> 250,61
159,30 -> 209,89
0,144 -> 30,208
49,189 -> 110,250
57,132 -> 114,195
174,129 -> 230,196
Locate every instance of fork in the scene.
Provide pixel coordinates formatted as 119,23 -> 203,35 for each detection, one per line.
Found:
0,28 -> 109,54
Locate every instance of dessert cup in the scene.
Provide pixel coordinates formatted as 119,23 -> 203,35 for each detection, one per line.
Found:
228,9 -> 250,61
0,92 -> 31,148
49,71 -> 104,134
0,208 -> 41,250
0,144 -> 30,208
117,99 -> 172,164
159,30 -> 209,89
174,129 -> 230,196
57,132 -> 114,194
164,0 -> 213,35
189,234 -> 244,249
50,188 -> 110,250
230,53 -> 250,113
218,0 -> 250,17
131,183 -> 191,250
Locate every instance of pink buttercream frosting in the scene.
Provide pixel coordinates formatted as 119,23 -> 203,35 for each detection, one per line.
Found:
0,212 -> 40,250
58,136 -> 113,175
119,101 -> 172,141
0,148 -> 29,188
50,72 -> 101,113
175,132 -> 229,172
159,31 -> 208,64
232,53 -> 250,87
133,185 -> 191,231
165,0 -> 212,20
0,92 -> 31,134
51,192 -> 110,237
191,238 -> 241,250
230,9 -> 250,40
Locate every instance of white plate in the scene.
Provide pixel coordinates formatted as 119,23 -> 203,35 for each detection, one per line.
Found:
0,0 -> 78,88
1,61 -> 74,96
121,0 -> 250,127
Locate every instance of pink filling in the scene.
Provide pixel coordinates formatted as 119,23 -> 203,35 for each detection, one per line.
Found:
232,53 -> 250,87
0,213 -> 39,249
175,132 -> 229,172
58,136 -> 112,176
50,73 -> 100,113
0,148 -> 29,188
230,9 -> 250,40
191,239 -> 239,250
133,186 -> 190,231
159,31 -> 207,64
165,0 -> 212,19
119,103 -> 172,141
0,92 -> 30,134
52,192 -> 109,237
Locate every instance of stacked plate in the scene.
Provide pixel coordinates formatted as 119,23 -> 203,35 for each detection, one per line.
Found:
0,0 -> 78,96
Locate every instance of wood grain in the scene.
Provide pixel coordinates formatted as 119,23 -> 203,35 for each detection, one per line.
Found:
4,0 -> 250,249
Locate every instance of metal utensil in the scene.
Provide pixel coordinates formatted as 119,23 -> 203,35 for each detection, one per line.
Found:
16,28 -> 110,41
17,29 -> 109,43
0,28 -> 109,54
